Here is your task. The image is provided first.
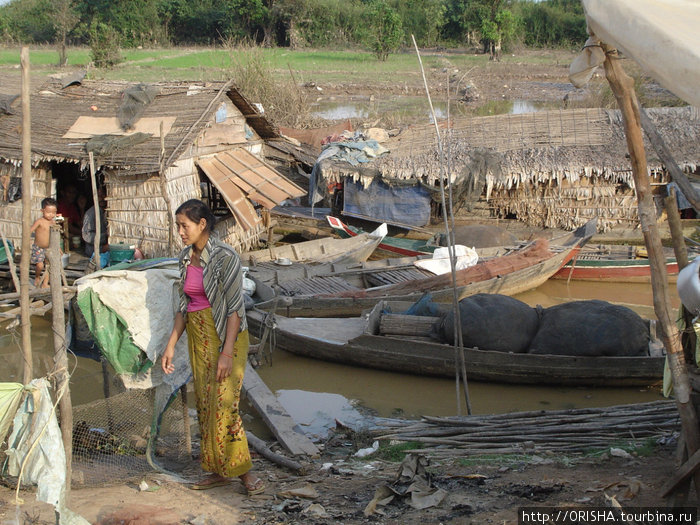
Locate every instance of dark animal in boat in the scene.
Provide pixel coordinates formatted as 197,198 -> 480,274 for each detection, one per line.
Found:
528,300 -> 649,357
441,293 -> 539,353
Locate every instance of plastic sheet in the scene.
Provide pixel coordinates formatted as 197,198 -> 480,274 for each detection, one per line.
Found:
5,378 -> 89,524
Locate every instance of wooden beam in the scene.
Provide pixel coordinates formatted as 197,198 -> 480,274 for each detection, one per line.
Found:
602,43 -> 700,501
662,446 -> 700,498
47,226 -> 72,497
242,362 -> 319,457
20,46 -> 32,385
88,152 -> 101,271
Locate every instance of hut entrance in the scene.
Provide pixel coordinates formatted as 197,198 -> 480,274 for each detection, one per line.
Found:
50,161 -> 95,253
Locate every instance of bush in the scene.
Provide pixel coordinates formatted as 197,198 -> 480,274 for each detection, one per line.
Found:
89,22 -> 122,68
365,0 -> 403,61
224,41 -> 311,128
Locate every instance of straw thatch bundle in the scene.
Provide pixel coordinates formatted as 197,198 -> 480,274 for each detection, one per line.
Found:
317,106 -> 700,232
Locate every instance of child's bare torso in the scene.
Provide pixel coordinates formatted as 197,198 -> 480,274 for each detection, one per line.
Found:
33,218 -> 53,249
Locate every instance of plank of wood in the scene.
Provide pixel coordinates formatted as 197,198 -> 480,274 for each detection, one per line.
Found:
380,314 -> 440,336
242,362 -> 319,457
661,446 -> 700,498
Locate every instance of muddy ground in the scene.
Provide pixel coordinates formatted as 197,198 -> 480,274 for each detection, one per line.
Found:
0,436 -> 693,524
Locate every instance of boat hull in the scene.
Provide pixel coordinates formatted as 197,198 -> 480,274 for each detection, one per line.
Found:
246,310 -> 663,386
257,243 -> 581,317
552,259 -> 679,283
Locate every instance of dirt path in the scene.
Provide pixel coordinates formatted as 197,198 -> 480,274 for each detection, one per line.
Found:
0,438 -> 692,524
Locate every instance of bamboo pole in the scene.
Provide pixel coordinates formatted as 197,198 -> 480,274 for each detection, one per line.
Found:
159,121 -> 175,254
665,186 -> 696,364
601,43 -> 700,500
47,226 -> 72,496
180,385 -> 192,457
88,152 -> 101,270
412,35 -> 471,416
20,46 -> 32,385
665,187 -> 690,271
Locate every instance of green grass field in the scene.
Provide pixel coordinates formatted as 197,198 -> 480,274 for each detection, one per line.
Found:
0,45 -> 569,84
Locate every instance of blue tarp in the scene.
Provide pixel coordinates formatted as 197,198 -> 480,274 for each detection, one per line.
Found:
343,179 -> 431,228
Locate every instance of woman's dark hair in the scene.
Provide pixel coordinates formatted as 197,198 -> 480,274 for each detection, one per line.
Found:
175,199 -> 217,232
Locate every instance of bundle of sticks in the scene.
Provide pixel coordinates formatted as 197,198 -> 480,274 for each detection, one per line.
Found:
372,401 -> 678,457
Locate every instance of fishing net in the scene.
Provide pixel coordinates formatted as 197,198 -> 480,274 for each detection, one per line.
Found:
118,84 -> 158,131
71,384 -> 194,488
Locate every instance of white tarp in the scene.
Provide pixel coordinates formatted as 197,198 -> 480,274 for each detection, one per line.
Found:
5,379 -> 89,525
582,0 -> 700,107
413,245 -> 479,275
75,267 -> 191,391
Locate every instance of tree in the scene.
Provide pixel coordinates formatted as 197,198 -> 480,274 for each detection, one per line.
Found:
391,0 -> 446,47
481,4 -> 517,59
89,21 -> 122,68
53,0 -> 79,66
366,0 -> 403,61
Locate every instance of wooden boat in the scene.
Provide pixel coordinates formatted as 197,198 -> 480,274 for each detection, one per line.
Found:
246,299 -> 664,386
240,222 -> 387,266
552,244 -> 684,283
252,219 -> 597,317
327,216 -> 436,256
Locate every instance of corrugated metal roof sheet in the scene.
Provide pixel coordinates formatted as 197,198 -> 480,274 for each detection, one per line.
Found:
197,147 -> 305,231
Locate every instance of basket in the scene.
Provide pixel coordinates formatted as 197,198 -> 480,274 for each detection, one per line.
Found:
109,243 -> 135,263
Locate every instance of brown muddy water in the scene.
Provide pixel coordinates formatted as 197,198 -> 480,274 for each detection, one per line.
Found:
0,279 -> 675,424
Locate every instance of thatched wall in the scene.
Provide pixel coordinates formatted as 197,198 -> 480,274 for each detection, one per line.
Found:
0,163 -> 52,246
317,107 -> 700,232
106,154 -> 265,258
104,160 -> 201,258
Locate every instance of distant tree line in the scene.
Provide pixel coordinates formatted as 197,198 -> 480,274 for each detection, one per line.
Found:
0,0 -> 586,59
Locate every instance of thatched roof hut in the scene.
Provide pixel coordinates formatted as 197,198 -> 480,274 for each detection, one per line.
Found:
316,106 -> 700,231
0,78 -> 306,256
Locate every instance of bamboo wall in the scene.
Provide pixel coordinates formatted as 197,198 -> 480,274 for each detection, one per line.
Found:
105,157 -> 201,257
0,162 -> 52,247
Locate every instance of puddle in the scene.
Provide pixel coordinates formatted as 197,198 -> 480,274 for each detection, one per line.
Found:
275,389 -> 368,440
311,96 -> 550,121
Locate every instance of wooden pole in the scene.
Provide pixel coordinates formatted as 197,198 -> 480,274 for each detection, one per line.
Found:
412,35 -> 471,415
602,43 -> 700,500
159,121 -> 175,255
20,46 -> 33,385
665,187 -> 690,271
180,385 -> 192,457
88,152 -> 101,270
47,226 -> 72,496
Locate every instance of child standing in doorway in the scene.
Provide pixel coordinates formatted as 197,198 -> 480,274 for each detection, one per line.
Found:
30,197 -> 58,288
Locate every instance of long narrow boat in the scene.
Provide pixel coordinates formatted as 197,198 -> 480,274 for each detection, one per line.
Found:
327,216 -> 436,256
552,244 -> 683,283
240,222 -> 387,266
246,299 -> 663,386
253,219 -> 597,317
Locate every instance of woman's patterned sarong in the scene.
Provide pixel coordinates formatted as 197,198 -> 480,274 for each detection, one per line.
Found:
186,308 -> 252,477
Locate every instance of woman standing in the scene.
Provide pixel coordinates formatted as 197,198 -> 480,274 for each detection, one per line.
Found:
162,199 -> 264,495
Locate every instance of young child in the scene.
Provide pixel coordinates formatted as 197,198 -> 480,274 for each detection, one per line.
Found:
30,197 -> 58,288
